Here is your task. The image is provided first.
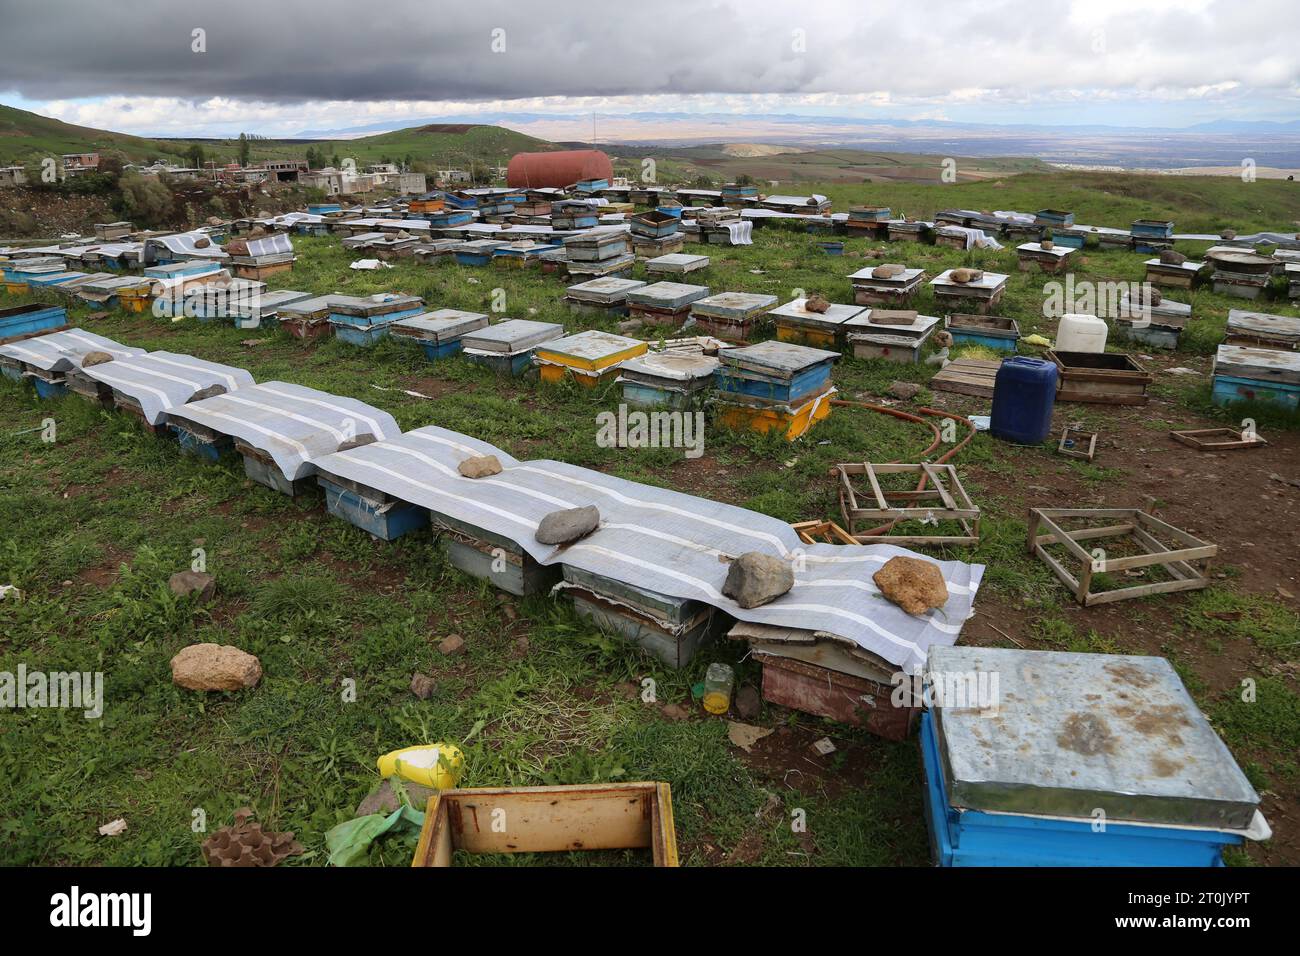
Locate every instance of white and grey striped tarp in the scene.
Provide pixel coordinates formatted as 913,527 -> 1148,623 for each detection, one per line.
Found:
242,233 -> 294,258
167,381 -> 400,480
311,425 -> 984,673
0,329 -> 144,373
79,352 -> 256,425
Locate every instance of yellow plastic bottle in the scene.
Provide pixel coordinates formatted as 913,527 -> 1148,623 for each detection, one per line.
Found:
376,743 -> 464,789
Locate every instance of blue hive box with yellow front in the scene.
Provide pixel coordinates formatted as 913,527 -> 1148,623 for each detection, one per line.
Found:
713,340 -> 839,441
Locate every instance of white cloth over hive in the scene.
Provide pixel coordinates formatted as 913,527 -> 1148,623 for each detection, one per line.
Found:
166,381 -> 399,480
721,221 -> 753,245
943,226 -> 1003,250
311,425 -> 984,673
79,351 -> 255,425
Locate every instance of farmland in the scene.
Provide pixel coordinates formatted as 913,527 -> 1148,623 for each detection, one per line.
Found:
0,172 -> 1298,867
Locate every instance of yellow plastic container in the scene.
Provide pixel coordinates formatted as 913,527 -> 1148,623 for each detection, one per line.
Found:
377,743 -> 465,789
715,389 -> 835,442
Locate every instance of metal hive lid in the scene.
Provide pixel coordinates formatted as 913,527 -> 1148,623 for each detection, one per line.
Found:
928,646 -> 1259,829
460,319 -> 564,353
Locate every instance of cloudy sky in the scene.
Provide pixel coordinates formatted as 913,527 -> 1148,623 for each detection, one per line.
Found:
1,0 -> 1297,138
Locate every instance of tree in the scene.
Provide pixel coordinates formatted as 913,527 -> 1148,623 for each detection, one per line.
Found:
237,133 -> 251,166
186,143 -> 206,170
118,172 -> 173,226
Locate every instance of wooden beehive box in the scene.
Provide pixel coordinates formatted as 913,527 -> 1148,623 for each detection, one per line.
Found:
412,783 -> 678,867
1046,350 -> 1152,405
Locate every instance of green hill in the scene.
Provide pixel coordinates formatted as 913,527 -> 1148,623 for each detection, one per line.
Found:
0,104 -> 186,166
0,104 -> 556,173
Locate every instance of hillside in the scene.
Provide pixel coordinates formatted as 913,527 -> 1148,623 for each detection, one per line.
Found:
0,104 -> 186,166
156,124 -> 555,172
0,104 -> 555,173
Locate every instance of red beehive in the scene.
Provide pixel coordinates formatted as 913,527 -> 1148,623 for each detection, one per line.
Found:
506,149 -> 613,189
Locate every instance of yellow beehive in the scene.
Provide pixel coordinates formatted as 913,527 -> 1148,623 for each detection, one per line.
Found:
534,330 -> 648,389
715,389 -> 835,441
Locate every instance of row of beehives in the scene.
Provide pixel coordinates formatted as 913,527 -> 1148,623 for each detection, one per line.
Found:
2,308 -> 1276,868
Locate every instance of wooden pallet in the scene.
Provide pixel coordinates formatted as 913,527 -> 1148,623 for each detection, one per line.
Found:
1027,507 -> 1216,606
929,357 -> 1001,398
836,462 -> 980,544
412,782 -> 678,867
1169,427 -> 1267,451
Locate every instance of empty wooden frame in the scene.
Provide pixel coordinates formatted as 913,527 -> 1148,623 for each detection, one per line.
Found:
1057,426 -> 1099,461
1170,427 -> 1267,451
837,462 -> 980,545
411,782 -> 679,867
1026,507 -> 1216,606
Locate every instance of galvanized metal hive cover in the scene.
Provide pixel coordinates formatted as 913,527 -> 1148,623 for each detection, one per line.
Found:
461,319 -> 564,354
79,352 -> 255,426
167,381 -> 400,481
770,298 -> 864,326
928,646 -> 1259,829
619,351 -> 719,383
309,425 -> 983,673
1144,257 -> 1204,273
719,340 -> 840,377
931,269 -> 1009,290
627,282 -> 710,310
1227,309 -> 1300,344
843,312 -> 941,335
0,329 -> 145,373
847,266 -> 925,285
277,294 -> 353,317
535,330 -> 646,364
566,277 -> 645,302
390,309 -> 489,344
1214,343 -> 1300,383
647,254 -> 709,271
691,292 -> 778,319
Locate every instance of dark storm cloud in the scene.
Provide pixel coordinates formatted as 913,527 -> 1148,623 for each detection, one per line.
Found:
0,0 -> 1296,104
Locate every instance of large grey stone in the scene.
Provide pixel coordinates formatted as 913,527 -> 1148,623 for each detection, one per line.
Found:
535,505 -> 600,545
722,551 -> 794,609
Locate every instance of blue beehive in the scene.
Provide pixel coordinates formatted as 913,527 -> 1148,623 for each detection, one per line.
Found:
990,357 -> 1057,444
921,647 -> 1266,867
0,303 -> 67,341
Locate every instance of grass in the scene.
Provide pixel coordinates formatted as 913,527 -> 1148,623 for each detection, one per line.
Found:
1,170 -> 1299,867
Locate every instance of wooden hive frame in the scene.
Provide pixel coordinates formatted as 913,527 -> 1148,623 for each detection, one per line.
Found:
411,782 -> 678,867
1169,427 -> 1267,451
836,462 -> 980,545
1056,425 -> 1098,461
1026,507 -> 1216,606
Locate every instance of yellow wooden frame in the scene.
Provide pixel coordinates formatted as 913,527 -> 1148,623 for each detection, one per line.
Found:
412,782 -> 679,867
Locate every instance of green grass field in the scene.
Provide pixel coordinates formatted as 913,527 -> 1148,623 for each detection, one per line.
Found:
1,173 -> 1298,866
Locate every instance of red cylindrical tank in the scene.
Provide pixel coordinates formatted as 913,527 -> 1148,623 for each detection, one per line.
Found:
506,149 -> 613,189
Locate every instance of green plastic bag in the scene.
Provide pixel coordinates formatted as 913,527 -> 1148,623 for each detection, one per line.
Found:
325,803 -> 425,867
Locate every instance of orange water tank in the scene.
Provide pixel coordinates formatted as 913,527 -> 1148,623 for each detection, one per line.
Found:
506,149 -> 613,189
